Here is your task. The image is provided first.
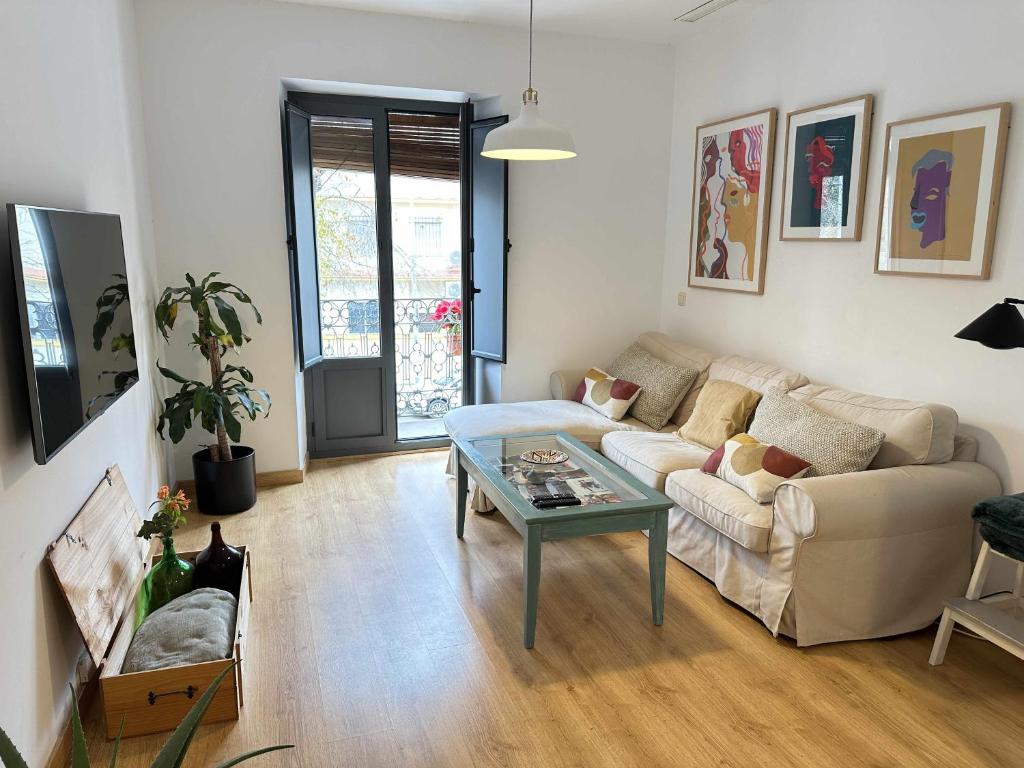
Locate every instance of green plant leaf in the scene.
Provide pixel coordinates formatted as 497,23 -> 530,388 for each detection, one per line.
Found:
149,664 -> 234,768
157,364 -> 192,385
223,364 -> 254,383
211,745 -> 294,768
221,398 -> 242,442
0,724 -> 31,768
200,271 -> 221,291
108,719 -> 125,768
212,295 -> 243,345
70,685 -> 91,768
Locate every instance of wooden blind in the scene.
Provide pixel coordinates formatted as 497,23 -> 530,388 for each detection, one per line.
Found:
310,112 -> 460,181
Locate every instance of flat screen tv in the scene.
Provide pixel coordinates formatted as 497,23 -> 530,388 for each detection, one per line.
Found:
7,204 -> 138,464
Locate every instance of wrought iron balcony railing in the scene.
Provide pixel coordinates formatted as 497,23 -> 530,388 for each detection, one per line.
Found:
320,297 -> 463,418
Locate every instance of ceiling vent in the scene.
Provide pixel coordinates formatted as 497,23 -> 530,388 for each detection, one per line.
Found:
675,0 -> 740,22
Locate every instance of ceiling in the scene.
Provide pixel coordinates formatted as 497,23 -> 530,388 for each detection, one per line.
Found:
276,0 -> 753,43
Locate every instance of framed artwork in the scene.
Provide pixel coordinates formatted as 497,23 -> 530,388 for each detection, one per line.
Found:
688,108 -> 777,295
875,103 -> 1010,279
780,94 -> 873,241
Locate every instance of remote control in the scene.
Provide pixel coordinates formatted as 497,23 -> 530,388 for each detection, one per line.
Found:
531,493 -> 581,509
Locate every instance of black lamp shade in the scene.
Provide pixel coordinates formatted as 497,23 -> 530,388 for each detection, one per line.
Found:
955,301 -> 1024,350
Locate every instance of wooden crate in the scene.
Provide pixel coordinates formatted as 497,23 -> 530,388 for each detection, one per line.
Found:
47,466 -> 253,739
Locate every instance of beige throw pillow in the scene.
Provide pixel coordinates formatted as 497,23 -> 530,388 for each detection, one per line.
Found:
608,344 -> 698,430
677,379 -> 762,450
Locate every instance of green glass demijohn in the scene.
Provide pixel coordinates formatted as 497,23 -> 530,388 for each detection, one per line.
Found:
142,535 -> 194,614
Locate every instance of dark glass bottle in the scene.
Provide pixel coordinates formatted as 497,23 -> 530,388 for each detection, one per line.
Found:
193,522 -> 244,599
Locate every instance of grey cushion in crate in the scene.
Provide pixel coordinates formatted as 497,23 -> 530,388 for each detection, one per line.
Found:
122,587 -> 237,673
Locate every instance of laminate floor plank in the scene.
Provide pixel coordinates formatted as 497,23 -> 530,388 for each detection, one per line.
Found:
83,451 -> 1024,767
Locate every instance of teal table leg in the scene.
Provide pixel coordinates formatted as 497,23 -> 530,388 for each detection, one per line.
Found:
455,449 -> 468,539
649,510 -> 668,626
523,526 -> 542,648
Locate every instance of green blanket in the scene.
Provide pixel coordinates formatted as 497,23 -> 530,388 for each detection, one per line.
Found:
973,493 -> 1024,562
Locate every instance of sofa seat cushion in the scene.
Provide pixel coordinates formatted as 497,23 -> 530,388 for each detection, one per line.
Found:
665,469 -> 774,552
601,432 -> 712,491
789,384 -> 957,468
443,400 -> 653,449
708,354 -> 808,395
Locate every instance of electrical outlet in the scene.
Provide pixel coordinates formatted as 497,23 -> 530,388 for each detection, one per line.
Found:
677,290 -> 687,307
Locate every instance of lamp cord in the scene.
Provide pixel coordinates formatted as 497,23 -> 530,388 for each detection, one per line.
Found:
528,0 -> 533,90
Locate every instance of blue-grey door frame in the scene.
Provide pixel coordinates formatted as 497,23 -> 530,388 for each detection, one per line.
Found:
284,92 -> 474,457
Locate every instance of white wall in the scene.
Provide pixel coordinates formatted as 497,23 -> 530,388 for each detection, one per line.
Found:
0,0 -> 165,763
662,0 -> 1024,491
133,0 -> 675,476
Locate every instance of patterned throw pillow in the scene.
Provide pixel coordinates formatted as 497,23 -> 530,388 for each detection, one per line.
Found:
748,391 -> 886,477
608,344 -> 699,429
572,368 -> 641,421
702,433 -> 812,503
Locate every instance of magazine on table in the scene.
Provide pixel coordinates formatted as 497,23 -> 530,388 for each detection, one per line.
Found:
494,455 -> 623,506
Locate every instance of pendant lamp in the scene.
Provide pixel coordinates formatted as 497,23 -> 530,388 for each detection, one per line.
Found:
481,0 -> 576,161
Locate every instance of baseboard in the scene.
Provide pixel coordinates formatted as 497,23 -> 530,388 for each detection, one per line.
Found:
254,467 -> 305,487
44,676 -> 98,768
310,445 -> 449,463
176,465 -> 305,501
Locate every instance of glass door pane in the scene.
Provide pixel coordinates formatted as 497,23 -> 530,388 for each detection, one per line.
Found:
310,115 -> 382,359
387,112 -> 463,440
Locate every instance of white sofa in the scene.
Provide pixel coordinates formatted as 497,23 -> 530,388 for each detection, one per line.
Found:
443,332 -> 1001,646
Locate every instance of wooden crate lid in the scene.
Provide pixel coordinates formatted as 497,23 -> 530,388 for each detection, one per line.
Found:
47,465 -> 149,668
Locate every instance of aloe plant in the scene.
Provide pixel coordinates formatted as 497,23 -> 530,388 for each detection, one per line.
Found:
154,272 -> 270,462
0,664 -> 291,768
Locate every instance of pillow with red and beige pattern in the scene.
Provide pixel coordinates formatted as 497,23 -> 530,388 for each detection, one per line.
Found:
573,368 -> 642,421
701,433 -> 811,504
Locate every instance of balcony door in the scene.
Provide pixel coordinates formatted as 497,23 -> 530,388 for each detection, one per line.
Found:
283,93 -> 507,457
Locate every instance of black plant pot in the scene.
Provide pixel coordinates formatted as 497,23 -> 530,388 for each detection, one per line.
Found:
192,445 -> 257,516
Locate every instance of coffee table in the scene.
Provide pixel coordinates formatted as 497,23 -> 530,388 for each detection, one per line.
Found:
452,431 -> 673,648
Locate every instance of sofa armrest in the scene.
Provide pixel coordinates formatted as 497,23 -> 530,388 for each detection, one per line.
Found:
549,368 -> 589,400
773,462 -> 1001,542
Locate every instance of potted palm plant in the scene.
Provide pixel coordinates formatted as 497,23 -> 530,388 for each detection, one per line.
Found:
155,273 -> 270,515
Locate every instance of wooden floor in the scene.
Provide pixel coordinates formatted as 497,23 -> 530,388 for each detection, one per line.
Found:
86,450 -> 1024,767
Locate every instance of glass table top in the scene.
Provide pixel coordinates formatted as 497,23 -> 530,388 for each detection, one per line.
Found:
457,432 -> 670,518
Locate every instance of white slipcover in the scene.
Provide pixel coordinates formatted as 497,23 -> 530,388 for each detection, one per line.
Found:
442,331 -> 1002,645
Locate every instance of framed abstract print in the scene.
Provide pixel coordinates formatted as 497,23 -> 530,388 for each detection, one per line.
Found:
781,94 -> 873,241
688,108 -> 776,295
875,103 -> 1010,279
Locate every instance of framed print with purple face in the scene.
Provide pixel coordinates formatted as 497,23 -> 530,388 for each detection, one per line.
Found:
781,95 -> 873,241
876,103 -> 1010,279
688,108 -> 776,295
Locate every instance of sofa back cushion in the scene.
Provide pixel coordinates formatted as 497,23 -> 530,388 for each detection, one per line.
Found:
635,332 -> 715,424
789,384 -> 958,468
708,355 -> 809,395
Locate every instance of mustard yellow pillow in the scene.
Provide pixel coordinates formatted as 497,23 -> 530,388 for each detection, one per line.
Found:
677,379 -> 762,450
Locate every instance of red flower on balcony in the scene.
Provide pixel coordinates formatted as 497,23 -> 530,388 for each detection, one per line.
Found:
431,299 -> 462,333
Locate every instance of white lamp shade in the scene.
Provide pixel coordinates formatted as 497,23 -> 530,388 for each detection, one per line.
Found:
481,101 -> 576,161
